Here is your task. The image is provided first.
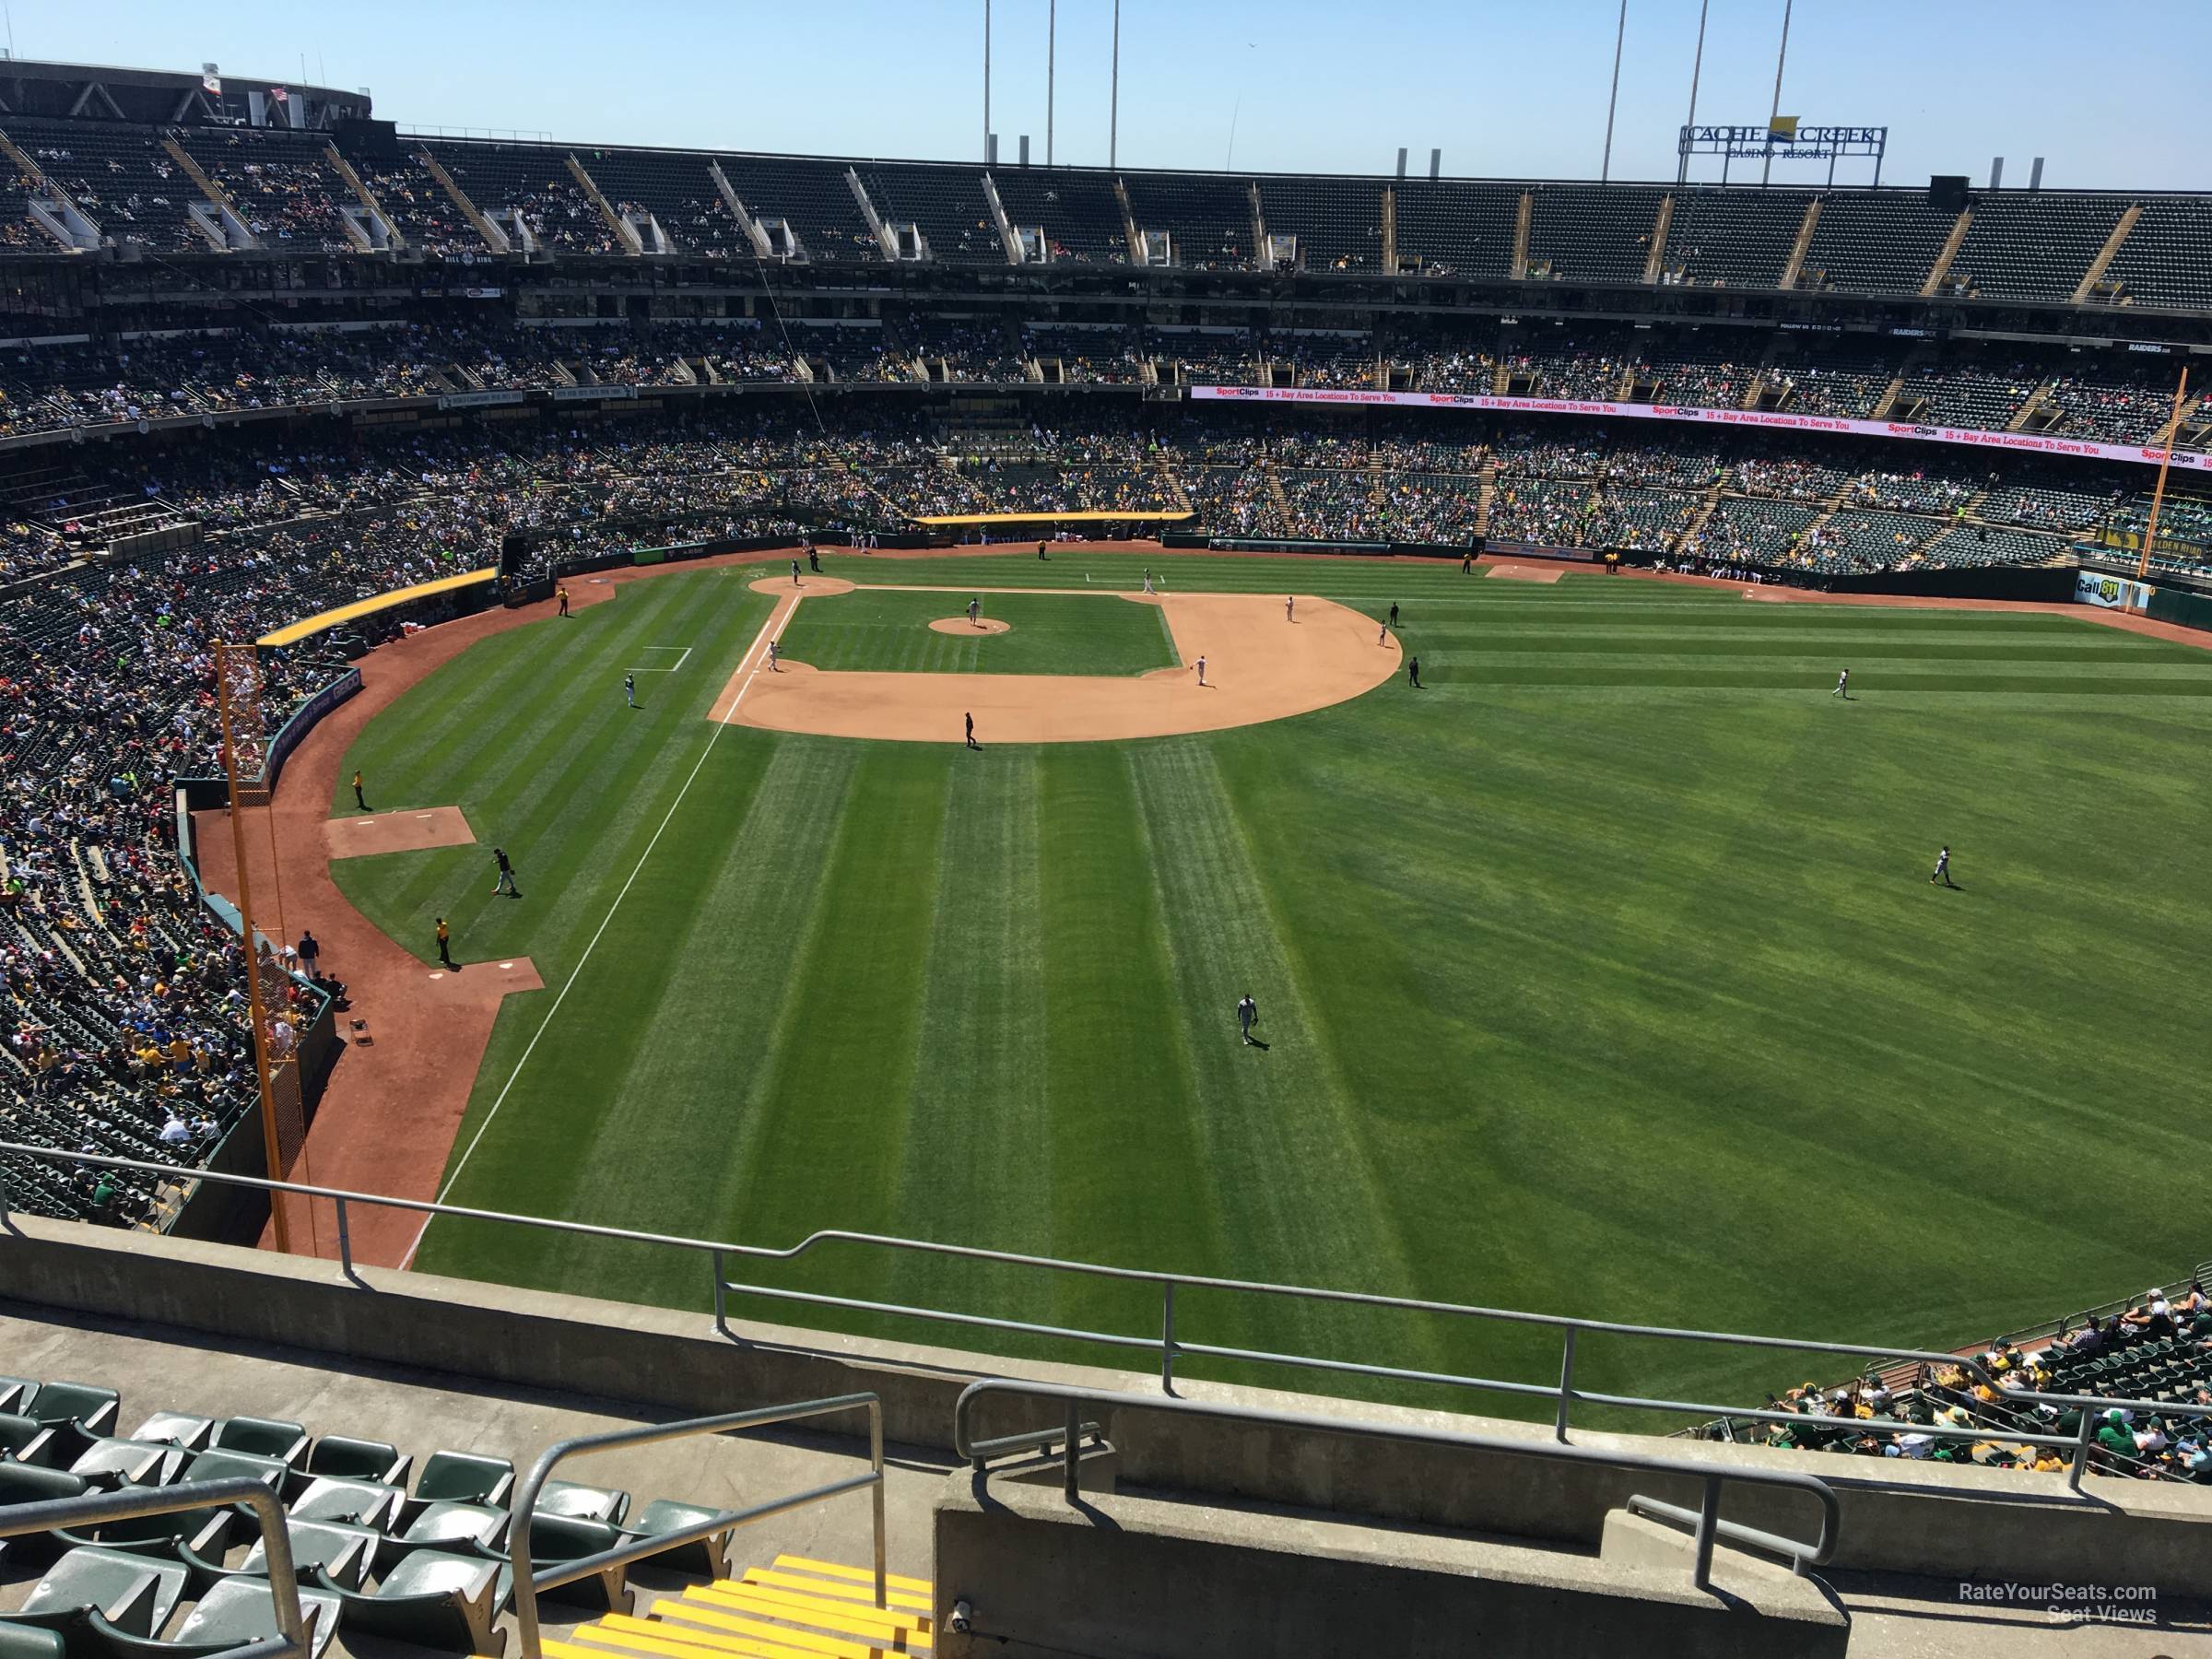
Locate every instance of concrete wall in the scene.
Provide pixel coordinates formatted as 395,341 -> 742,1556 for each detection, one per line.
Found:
931,1477 -> 1848,1659
4,1218 -> 2209,1595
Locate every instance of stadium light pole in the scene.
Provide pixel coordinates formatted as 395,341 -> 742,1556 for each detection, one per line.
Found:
1599,0 -> 1627,183
1678,0 -> 1710,186
1762,0 -> 1794,187
1110,0 -> 1121,169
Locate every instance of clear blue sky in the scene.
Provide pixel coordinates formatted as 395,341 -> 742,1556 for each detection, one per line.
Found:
16,1 -> 2204,188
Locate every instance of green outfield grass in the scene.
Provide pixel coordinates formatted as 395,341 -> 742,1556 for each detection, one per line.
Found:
330,553 -> 2212,1425
771,585 -> 1179,676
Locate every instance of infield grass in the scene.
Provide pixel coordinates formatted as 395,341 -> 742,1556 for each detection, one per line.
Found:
771,586 -> 1180,676
331,553 -> 2212,1424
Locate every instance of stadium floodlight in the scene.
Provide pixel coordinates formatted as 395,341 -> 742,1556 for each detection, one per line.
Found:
1600,0 -> 1627,183
1678,0 -> 1709,184
1110,0 -> 1121,168
1762,0 -> 1794,185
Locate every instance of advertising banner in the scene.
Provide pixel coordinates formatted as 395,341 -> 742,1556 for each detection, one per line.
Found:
2074,571 -> 2154,611
1189,384 -> 2211,473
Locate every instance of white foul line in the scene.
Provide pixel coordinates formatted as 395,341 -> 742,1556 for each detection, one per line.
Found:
398,593 -> 803,1269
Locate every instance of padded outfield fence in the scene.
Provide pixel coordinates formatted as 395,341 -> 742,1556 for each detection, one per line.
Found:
6,1142 -> 2208,1500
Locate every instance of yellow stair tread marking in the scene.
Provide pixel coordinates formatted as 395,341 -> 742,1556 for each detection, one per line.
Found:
690,1584 -> 934,1647
565,1624 -> 809,1659
700,1582 -> 933,1632
742,1570 -> 930,1613
771,1557 -> 932,1596
649,1597 -> 896,1659
574,1617 -> 822,1659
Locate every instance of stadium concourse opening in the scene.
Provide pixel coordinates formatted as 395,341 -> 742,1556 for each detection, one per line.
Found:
717,575 -> 1400,742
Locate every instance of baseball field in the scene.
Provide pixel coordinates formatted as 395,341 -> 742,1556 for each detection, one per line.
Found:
328,550 -> 2212,1419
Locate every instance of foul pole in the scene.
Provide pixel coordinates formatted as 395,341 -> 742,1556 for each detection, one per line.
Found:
983,0 -> 992,163
1047,0 -> 1055,167
212,644 -> 295,1254
2136,365 -> 2192,582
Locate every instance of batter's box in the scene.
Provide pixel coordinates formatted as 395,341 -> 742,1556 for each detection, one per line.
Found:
632,645 -> 693,673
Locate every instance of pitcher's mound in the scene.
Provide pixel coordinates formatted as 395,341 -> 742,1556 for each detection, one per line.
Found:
930,617 -> 1011,635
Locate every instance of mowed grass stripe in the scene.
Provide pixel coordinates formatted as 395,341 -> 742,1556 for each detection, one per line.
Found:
1128,741 -> 1443,1381
364,577 -> 691,808
1035,746 -> 1221,1345
883,748 -> 1053,1334
333,578 -> 774,970
718,743 -> 950,1312
419,735 -> 860,1300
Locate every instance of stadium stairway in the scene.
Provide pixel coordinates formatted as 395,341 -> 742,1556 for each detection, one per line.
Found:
551,1555 -> 935,1659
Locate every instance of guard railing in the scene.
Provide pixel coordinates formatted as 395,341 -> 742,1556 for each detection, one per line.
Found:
0,1477 -> 309,1659
507,1394 -> 886,1659
954,1379 -> 1840,1591
5,1142 -> 2203,1497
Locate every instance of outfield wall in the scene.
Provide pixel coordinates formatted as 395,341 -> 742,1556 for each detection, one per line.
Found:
5,1216 -> 2208,1597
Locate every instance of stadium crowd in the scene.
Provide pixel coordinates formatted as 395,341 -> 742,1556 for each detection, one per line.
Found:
1719,1281 -> 2212,1484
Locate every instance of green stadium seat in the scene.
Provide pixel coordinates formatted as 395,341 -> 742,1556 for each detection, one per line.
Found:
302,1435 -> 409,1488
0,1379 -> 35,1416
18,1386 -> 121,1439
386,1502 -> 506,1564
0,1620 -> 65,1659
0,1462 -> 92,1503
171,1516 -> 368,1599
475,1514 -> 628,1610
46,1508 -> 229,1567
288,1477 -> 406,1531
615,1500 -> 734,1580
0,1413 -> 65,1466
413,1452 -> 514,1511
206,1419 -> 308,1472
536,1480 -> 630,1526
171,1581 -> 342,1659
75,1583 -> 343,1659
312,1551 -> 510,1657
121,1417 -> 212,1455
65,1442 -> 186,1489
173,1450 -> 288,1508
18,1547 -> 190,1640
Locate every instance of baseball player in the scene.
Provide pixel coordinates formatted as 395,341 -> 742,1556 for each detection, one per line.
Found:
1833,667 -> 1850,699
624,672 -> 636,708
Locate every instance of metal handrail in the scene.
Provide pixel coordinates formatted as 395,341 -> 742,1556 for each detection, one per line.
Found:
4,1141 -> 2202,1490
954,1379 -> 1840,1592
0,1477 -> 309,1659
508,1394 -> 886,1659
